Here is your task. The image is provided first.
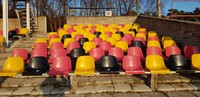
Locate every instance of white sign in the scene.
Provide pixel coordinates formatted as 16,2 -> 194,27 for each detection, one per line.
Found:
105,11 -> 112,16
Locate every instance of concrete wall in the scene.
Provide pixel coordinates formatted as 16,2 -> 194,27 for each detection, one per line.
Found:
0,16 -> 47,33
66,16 -> 137,24
37,16 -> 47,33
136,16 -> 200,49
0,18 -> 20,30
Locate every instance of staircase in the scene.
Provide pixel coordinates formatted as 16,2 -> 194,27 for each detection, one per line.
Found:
15,0 -> 38,34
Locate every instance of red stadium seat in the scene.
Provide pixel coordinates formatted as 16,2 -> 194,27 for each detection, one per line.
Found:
89,48 -> 105,62
127,47 -> 145,61
108,47 -> 124,62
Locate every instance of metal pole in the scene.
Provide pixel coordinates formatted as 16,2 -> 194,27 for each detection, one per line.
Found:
3,0 -> 9,46
26,0 -> 30,33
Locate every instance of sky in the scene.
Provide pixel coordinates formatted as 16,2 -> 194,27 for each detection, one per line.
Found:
163,1 -> 200,15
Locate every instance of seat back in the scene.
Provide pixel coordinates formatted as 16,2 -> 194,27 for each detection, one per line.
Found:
31,49 -> 47,58
115,41 -> 128,52
61,34 -> 71,43
63,38 -> 75,48
83,42 -> 96,53
165,46 -> 181,58
122,55 -> 145,74
106,37 -> 117,46
184,46 -> 200,58
163,40 -> 176,49
124,33 -> 134,40
121,37 -> 131,46
12,49 -> 28,60
146,47 -> 163,56
127,47 -> 145,61
112,34 -> 121,41
2,57 -> 24,73
74,34 -> 84,42
49,48 -> 66,60
69,48 -> 85,59
33,43 -> 47,50
92,38 -> 103,47
93,31 -> 102,38
147,40 -> 161,49
78,38 -> 89,47
99,56 -> 119,73
27,57 -> 49,73
108,47 -> 124,62
99,41 -> 112,53
133,37 -> 146,46
192,54 -> 200,70
162,36 -> 173,44
74,56 -> 95,75
136,33 -> 146,41
35,38 -> 47,44
116,31 -> 124,37
168,54 -> 190,71
49,56 -> 71,76
100,34 -> 109,41
148,37 -> 159,41
66,42 -> 80,54
89,48 -> 105,62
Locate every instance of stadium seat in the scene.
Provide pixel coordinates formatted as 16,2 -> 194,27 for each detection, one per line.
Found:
146,47 -> 164,57
35,38 -> 47,44
99,41 -> 112,53
49,48 -> 66,63
168,54 -> 191,73
99,34 -> 109,41
74,34 -> 84,42
148,37 -> 160,41
165,46 -> 181,58
112,34 -> 121,41
48,42 -> 64,54
124,33 -> 134,40
93,31 -> 102,38
30,49 -> 47,58
105,31 -> 113,37
106,37 -> 117,46
18,28 -> 29,35
63,38 -> 75,48
61,34 -> 71,43
99,56 -> 119,74
184,46 -> 200,58
122,55 -> 145,74
162,36 -> 173,44
0,30 -> 3,36
191,54 -> 200,70
0,36 -> 4,43
33,42 -> 47,50
146,55 -> 170,74
0,57 -> 24,76
163,40 -> 176,49
148,31 -> 158,38
66,42 -> 80,54
48,34 -> 59,40
136,33 -> 146,41
147,40 -> 161,49
12,49 -> 28,61
23,57 -> 49,75
108,47 -> 124,62
127,47 -> 145,61
92,38 -> 103,47
49,56 -> 71,76
89,48 -> 104,62
83,42 -> 96,53
138,28 -> 147,34
78,38 -> 89,47
69,48 -> 85,70
121,37 -> 131,46
87,34 -> 96,41
48,38 -> 61,48
48,32 -> 57,39
131,41 -> 145,50
115,41 -> 128,52
74,56 -> 95,76
116,31 -> 124,37
133,37 -> 146,46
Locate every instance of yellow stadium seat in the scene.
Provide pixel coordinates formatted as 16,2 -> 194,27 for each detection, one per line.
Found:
63,24 -> 71,30
18,28 -> 29,35
112,34 -> 121,41
136,33 -> 146,41
162,36 -> 173,44
48,38 -> 61,48
163,40 -> 177,49
127,31 -> 135,37
87,34 -> 96,41
115,41 -> 128,52
106,37 -> 117,46
35,38 -> 47,44
192,54 -> 200,70
146,55 -> 170,74
99,34 -> 109,41
0,36 -> 4,43
83,42 -> 96,53
71,32 -> 79,38
0,57 -> 24,76
48,32 -> 57,38
58,30 -> 68,38
63,38 -> 75,48
147,40 -> 161,49
74,56 -> 95,76
148,31 -> 158,38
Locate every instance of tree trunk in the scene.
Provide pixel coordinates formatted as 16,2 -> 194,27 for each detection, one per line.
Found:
157,0 -> 161,17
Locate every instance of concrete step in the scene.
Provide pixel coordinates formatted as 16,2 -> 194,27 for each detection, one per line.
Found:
0,53 -> 11,59
0,58 -> 5,66
5,48 -> 32,53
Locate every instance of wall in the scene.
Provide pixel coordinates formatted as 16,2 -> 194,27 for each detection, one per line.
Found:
0,18 -> 20,30
136,16 -> 200,49
66,16 -> 137,24
37,16 -> 47,33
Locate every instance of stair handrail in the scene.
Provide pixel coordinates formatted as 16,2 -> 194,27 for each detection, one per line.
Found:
15,9 -> 22,29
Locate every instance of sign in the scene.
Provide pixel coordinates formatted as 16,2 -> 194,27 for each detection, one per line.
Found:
105,11 -> 112,16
